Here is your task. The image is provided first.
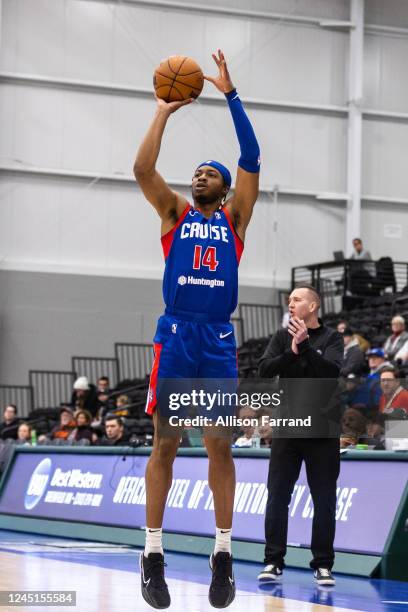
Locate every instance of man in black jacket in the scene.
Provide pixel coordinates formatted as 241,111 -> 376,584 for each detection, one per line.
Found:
257,285 -> 343,587
0,405 -> 20,440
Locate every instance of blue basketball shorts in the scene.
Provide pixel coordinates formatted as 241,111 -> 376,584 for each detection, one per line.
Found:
146,313 -> 238,415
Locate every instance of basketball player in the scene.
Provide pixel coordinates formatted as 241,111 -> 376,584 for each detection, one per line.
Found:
134,50 -> 260,609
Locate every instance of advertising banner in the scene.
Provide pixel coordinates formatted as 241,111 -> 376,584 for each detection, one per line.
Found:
0,452 -> 406,555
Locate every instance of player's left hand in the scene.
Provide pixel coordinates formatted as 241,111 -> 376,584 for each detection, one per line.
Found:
288,317 -> 309,346
204,49 -> 235,94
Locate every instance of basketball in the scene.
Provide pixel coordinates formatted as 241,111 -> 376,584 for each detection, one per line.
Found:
153,55 -> 204,102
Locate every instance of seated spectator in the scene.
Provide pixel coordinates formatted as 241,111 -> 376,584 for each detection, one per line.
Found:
96,376 -> 114,414
365,348 -> 392,409
233,406 -> 256,447
354,333 -> 370,354
383,316 -> 408,361
362,416 -> 385,449
97,376 -> 110,399
337,320 -> 348,334
0,405 -> 20,440
47,406 -> 76,441
91,393 -> 128,429
67,410 -> 97,444
340,407 -> 367,448
71,376 -> 99,417
395,338 -> 408,365
98,415 -> 129,446
341,374 -> 371,412
379,368 -> 408,417
338,321 -> 370,353
341,328 -> 366,377
114,394 -> 131,417
16,422 -> 32,445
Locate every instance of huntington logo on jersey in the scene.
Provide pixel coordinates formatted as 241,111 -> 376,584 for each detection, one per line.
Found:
161,204 -> 244,322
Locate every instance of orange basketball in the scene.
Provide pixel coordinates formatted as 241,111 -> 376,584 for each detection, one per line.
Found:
153,55 -> 204,102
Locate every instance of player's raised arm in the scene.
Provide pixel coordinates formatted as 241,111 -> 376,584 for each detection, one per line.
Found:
133,96 -> 192,231
204,50 -> 260,241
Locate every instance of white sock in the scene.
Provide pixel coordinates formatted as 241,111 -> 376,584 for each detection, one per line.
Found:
144,527 -> 163,557
214,527 -> 232,555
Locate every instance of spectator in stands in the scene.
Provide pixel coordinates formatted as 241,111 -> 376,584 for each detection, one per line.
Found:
98,415 -> 129,446
337,320 -> 369,353
71,376 -> 99,417
114,394 -> 131,417
337,320 -> 348,334
341,374 -> 371,412
340,328 -> 366,377
97,376 -> 110,397
233,405 -> 256,447
350,238 -> 371,262
394,337 -> 408,365
0,405 -> 20,440
379,368 -> 408,417
16,422 -> 32,445
340,407 -> 367,448
383,316 -> 408,361
364,348 -> 392,411
367,348 -> 391,379
49,406 -> 76,441
96,376 -> 114,413
349,238 -> 374,293
67,410 -> 97,444
364,416 -> 385,449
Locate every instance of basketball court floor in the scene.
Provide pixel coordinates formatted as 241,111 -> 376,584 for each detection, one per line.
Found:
0,530 -> 406,611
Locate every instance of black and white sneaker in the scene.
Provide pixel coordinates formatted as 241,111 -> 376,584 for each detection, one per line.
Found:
313,568 -> 335,586
209,552 -> 236,608
257,564 -> 283,583
140,552 -> 171,609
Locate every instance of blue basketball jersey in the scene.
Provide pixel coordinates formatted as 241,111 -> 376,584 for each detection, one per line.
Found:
161,204 -> 243,322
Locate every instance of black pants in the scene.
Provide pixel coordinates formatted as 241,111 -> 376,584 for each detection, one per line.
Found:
264,437 -> 340,570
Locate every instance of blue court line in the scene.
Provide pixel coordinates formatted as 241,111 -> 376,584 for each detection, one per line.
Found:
0,530 -> 407,612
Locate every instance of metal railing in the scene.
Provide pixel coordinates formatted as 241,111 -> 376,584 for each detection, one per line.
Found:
393,296 -> 408,321
71,356 -> 119,388
114,343 -> 153,380
0,385 -> 34,417
292,259 -> 408,314
238,303 -> 282,342
29,370 -> 76,409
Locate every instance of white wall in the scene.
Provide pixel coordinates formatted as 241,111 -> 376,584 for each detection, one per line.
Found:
0,0 -> 407,286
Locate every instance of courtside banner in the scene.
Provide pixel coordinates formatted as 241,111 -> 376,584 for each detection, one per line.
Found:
0,452 -> 406,555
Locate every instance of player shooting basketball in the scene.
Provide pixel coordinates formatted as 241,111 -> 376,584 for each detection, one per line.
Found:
134,49 -> 260,609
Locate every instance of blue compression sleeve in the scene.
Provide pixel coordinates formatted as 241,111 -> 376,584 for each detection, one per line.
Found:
225,89 -> 260,173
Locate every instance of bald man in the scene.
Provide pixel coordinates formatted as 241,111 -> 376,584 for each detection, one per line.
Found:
258,284 -> 343,587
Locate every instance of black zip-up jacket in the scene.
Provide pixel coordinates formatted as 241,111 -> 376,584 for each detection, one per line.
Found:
258,321 -> 344,435
258,320 -> 343,379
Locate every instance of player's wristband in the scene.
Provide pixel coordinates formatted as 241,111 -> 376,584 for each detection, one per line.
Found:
224,89 -> 260,173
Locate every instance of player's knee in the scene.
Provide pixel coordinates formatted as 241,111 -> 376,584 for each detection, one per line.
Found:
205,437 -> 233,461
153,435 -> 179,463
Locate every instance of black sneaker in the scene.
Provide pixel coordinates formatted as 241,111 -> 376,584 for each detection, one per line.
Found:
313,568 -> 335,586
257,564 -> 283,583
208,552 -> 236,608
140,552 -> 171,609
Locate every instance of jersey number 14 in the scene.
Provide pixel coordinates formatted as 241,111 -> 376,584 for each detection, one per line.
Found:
193,245 -> 219,271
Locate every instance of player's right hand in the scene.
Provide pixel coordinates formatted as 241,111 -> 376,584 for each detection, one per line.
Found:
155,94 -> 194,114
